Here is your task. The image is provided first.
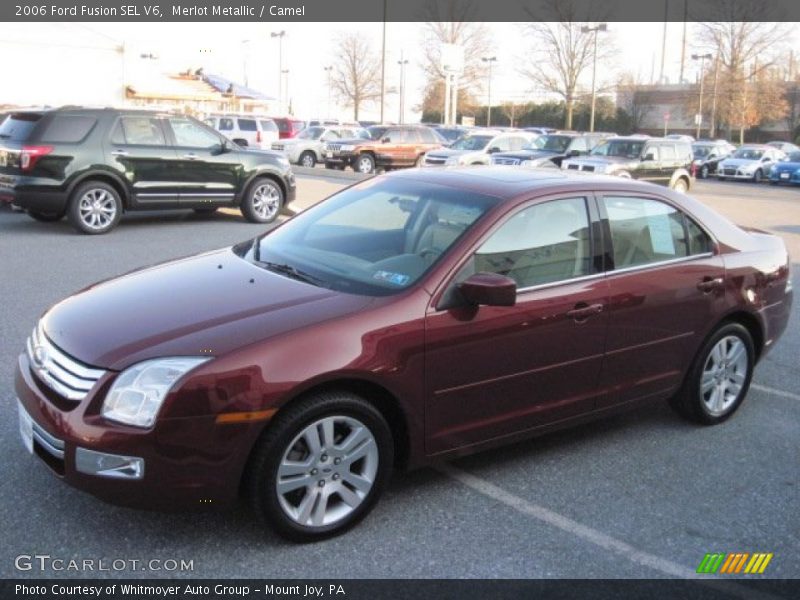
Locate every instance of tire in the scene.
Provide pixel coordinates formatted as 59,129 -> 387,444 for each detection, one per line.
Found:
718,176 -> 726,181
355,153 -> 375,174
193,207 -> 218,215
241,177 -> 284,224
246,391 -> 393,542
616,171 -> 632,179
669,322 -> 755,425
753,169 -> 763,183
299,151 -> 316,168
27,210 -> 65,222
672,177 -> 689,193
67,181 -> 122,235
700,165 -> 709,179
415,154 -> 425,168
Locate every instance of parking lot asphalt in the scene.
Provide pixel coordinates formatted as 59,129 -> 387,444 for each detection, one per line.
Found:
0,175 -> 798,580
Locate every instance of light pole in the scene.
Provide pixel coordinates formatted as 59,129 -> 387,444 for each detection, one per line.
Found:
323,65 -> 333,119
241,39 -> 251,87
397,52 -> 409,124
271,30 -> 286,112
692,53 -> 713,139
282,69 -> 290,114
380,0 -> 387,123
481,56 -> 496,127
581,23 -> 607,133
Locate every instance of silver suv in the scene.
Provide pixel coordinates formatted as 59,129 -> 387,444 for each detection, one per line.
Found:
272,126 -> 368,168
205,114 -> 279,150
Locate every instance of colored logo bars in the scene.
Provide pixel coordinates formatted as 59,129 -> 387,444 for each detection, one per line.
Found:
697,553 -> 773,574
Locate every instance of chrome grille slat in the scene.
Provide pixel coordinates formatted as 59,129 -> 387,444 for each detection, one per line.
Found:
31,419 -> 65,459
493,157 -> 521,165
27,323 -> 106,402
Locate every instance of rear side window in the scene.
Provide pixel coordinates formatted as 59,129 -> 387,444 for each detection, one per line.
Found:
660,144 -> 677,160
275,119 -> 289,133
686,217 -> 713,255
218,118 -> 234,131
260,120 -> 278,132
40,115 -> 96,143
238,118 -> 257,132
0,113 -> 42,142
111,117 -> 166,146
603,196 -> 689,269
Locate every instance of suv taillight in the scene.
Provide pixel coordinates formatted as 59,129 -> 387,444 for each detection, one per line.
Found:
20,145 -> 53,172
256,130 -> 262,144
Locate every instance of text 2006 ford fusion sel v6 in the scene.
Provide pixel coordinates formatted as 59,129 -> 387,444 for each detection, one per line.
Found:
15,168 -> 792,541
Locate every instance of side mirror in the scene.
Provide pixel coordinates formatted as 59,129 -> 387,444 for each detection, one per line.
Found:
644,152 -> 656,161
382,137 -> 391,143
567,149 -> 580,157
487,146 -> 501,154
458,273 -> 517,307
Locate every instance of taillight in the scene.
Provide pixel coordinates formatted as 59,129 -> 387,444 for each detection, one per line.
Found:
256,130 -> 262,144
20,145 -> 53,172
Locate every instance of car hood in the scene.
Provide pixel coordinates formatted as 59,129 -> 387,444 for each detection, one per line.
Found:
41,248 -> 374,371
771,161 -> 800,172
720,158 -> 759,168
426,148 -> 483,159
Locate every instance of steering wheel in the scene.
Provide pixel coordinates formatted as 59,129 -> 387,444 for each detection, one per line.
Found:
418,247 -> 443,261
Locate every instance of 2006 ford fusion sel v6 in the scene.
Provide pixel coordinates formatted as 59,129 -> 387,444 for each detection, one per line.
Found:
15,168 -> 792,541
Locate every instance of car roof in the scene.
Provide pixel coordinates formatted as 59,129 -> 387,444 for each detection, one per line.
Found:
386,165 -> 679,201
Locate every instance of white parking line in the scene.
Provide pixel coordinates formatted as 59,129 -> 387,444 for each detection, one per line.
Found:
751,383 -> 800,401
438,464 -> 781,600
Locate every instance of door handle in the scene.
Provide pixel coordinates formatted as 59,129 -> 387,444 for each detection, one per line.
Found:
697,277 -> 724,293
566,303 -> 604,321
110,150 -> 128,157
182,153 -> 199,160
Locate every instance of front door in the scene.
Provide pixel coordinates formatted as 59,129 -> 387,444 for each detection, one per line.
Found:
424,195 -> 609,455
105,115 -> 180,208
164,116 -> 242,207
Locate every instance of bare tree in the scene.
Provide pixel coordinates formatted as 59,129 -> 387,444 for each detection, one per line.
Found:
694,6 -> 788,138
500,102 -> 519,127
519,0 -> 613,129
330,33 -> 381,121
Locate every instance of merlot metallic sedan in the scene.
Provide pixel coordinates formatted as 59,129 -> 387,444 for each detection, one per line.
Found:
15,168 -> 793,541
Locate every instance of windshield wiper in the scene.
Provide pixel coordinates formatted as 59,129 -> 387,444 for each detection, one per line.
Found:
260,261 -> 325,287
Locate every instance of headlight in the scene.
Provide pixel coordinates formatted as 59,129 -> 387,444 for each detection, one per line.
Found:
444,156 -> 460,166
276,156 -> 290,168
340,144 -> 355,152
102,357 -> 211,428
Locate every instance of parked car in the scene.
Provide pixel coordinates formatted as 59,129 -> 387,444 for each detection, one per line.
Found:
717,145 -> 785,183
491,132 -> 609,168
272,117 -> 306,140
691,140 -> 734,179
666,134 -> 695,143
562,136 -> 694,192
766,141 -> 800,154
768,150 -> 800,185
524,127 -> 557,135
15,167 -> 792,541
204,114 -> 279,150
324,125 -> 445,173
0,107 -> 296,233
307,118 -> 340,128
433,126 -> 471,145
272,126 -> 367,168
423,131 -> 537,166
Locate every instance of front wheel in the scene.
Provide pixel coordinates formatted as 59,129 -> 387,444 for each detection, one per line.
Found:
67,181 -> 122,234
241,178 -> 284,224
355,154 -> 375,174
247,392 -> 393,541
671,177 -> 689,193
669,323 -> 754,425
299,151 -> 316,168
753,169 -> 763,183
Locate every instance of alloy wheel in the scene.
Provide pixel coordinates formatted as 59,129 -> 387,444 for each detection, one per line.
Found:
252,183 -> 281,221
700,335 -> 749,417
78,188 -> 117,230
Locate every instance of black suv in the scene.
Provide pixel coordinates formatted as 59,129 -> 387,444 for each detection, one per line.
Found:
490,132 -> 610,168
561,136 -> 694,192
0,107 -> 296,234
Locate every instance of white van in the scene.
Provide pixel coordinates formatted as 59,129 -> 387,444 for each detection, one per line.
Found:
204,114 -> 279,150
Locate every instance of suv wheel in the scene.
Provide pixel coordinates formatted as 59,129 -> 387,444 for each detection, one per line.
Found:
246,391 -> 393,541
753,169 -> 763,183
669,323 -> 754,425
700,165 -> 709,179
27,210 -> 65,222
241,178 -> 283,224
299,151 -> 316,168
67,181 -> 122,234
355,154 -> 375,174
672,177 -> 689,193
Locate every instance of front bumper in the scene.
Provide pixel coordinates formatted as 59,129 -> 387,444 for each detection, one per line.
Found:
14,352 -> 260,510
768,171 -> 800,184
718,169 -> 758,180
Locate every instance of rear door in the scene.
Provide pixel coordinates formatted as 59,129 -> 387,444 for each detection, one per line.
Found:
596,193 -> 725,408
105,115 -> 179,208
639,143 -> 661,182
163,116 -> 242,207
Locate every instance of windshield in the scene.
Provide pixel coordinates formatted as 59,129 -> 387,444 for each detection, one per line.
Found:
297,127 -> 324,140
534,135 -> 573,153
693,145 -> 714,158
733,147 -> 764,160
236,177 -> 497,296
785,151 -> 800,162
591,139 -> 645,159
449,135 -> 493,151
0,113 -> 42,141
366,126 -> 388,140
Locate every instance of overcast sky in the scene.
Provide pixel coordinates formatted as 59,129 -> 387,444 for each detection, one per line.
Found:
2,21 -> 798,121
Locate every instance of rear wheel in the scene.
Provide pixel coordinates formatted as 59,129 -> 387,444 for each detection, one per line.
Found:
672,177 -> 689,193
355,154 -> 375,174
700,165 -> 709,179
753,169 -> 763,183
246,391 -> 393,541
67,181 -> 122,234
669,323 -> 754,425
299,151 -> 316,168
27,210 -> 65,222
241,178 -> 283,224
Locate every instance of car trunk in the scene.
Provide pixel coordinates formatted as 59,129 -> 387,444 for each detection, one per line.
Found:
0,113 -> 42,199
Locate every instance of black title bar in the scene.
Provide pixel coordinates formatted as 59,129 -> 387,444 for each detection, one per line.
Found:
3,0 -> 800,22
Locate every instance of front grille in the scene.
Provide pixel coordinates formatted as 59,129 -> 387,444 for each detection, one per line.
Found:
724,168 -> 736,175
425,156 -> 447,165
327,143 -> 342,153
493,157 -> 521,166
271,144 -> 284,151
26,323 -> 106,401
566,164 -> 595,172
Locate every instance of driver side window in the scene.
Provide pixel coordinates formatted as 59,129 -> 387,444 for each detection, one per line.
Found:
466,197 -> 593,289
